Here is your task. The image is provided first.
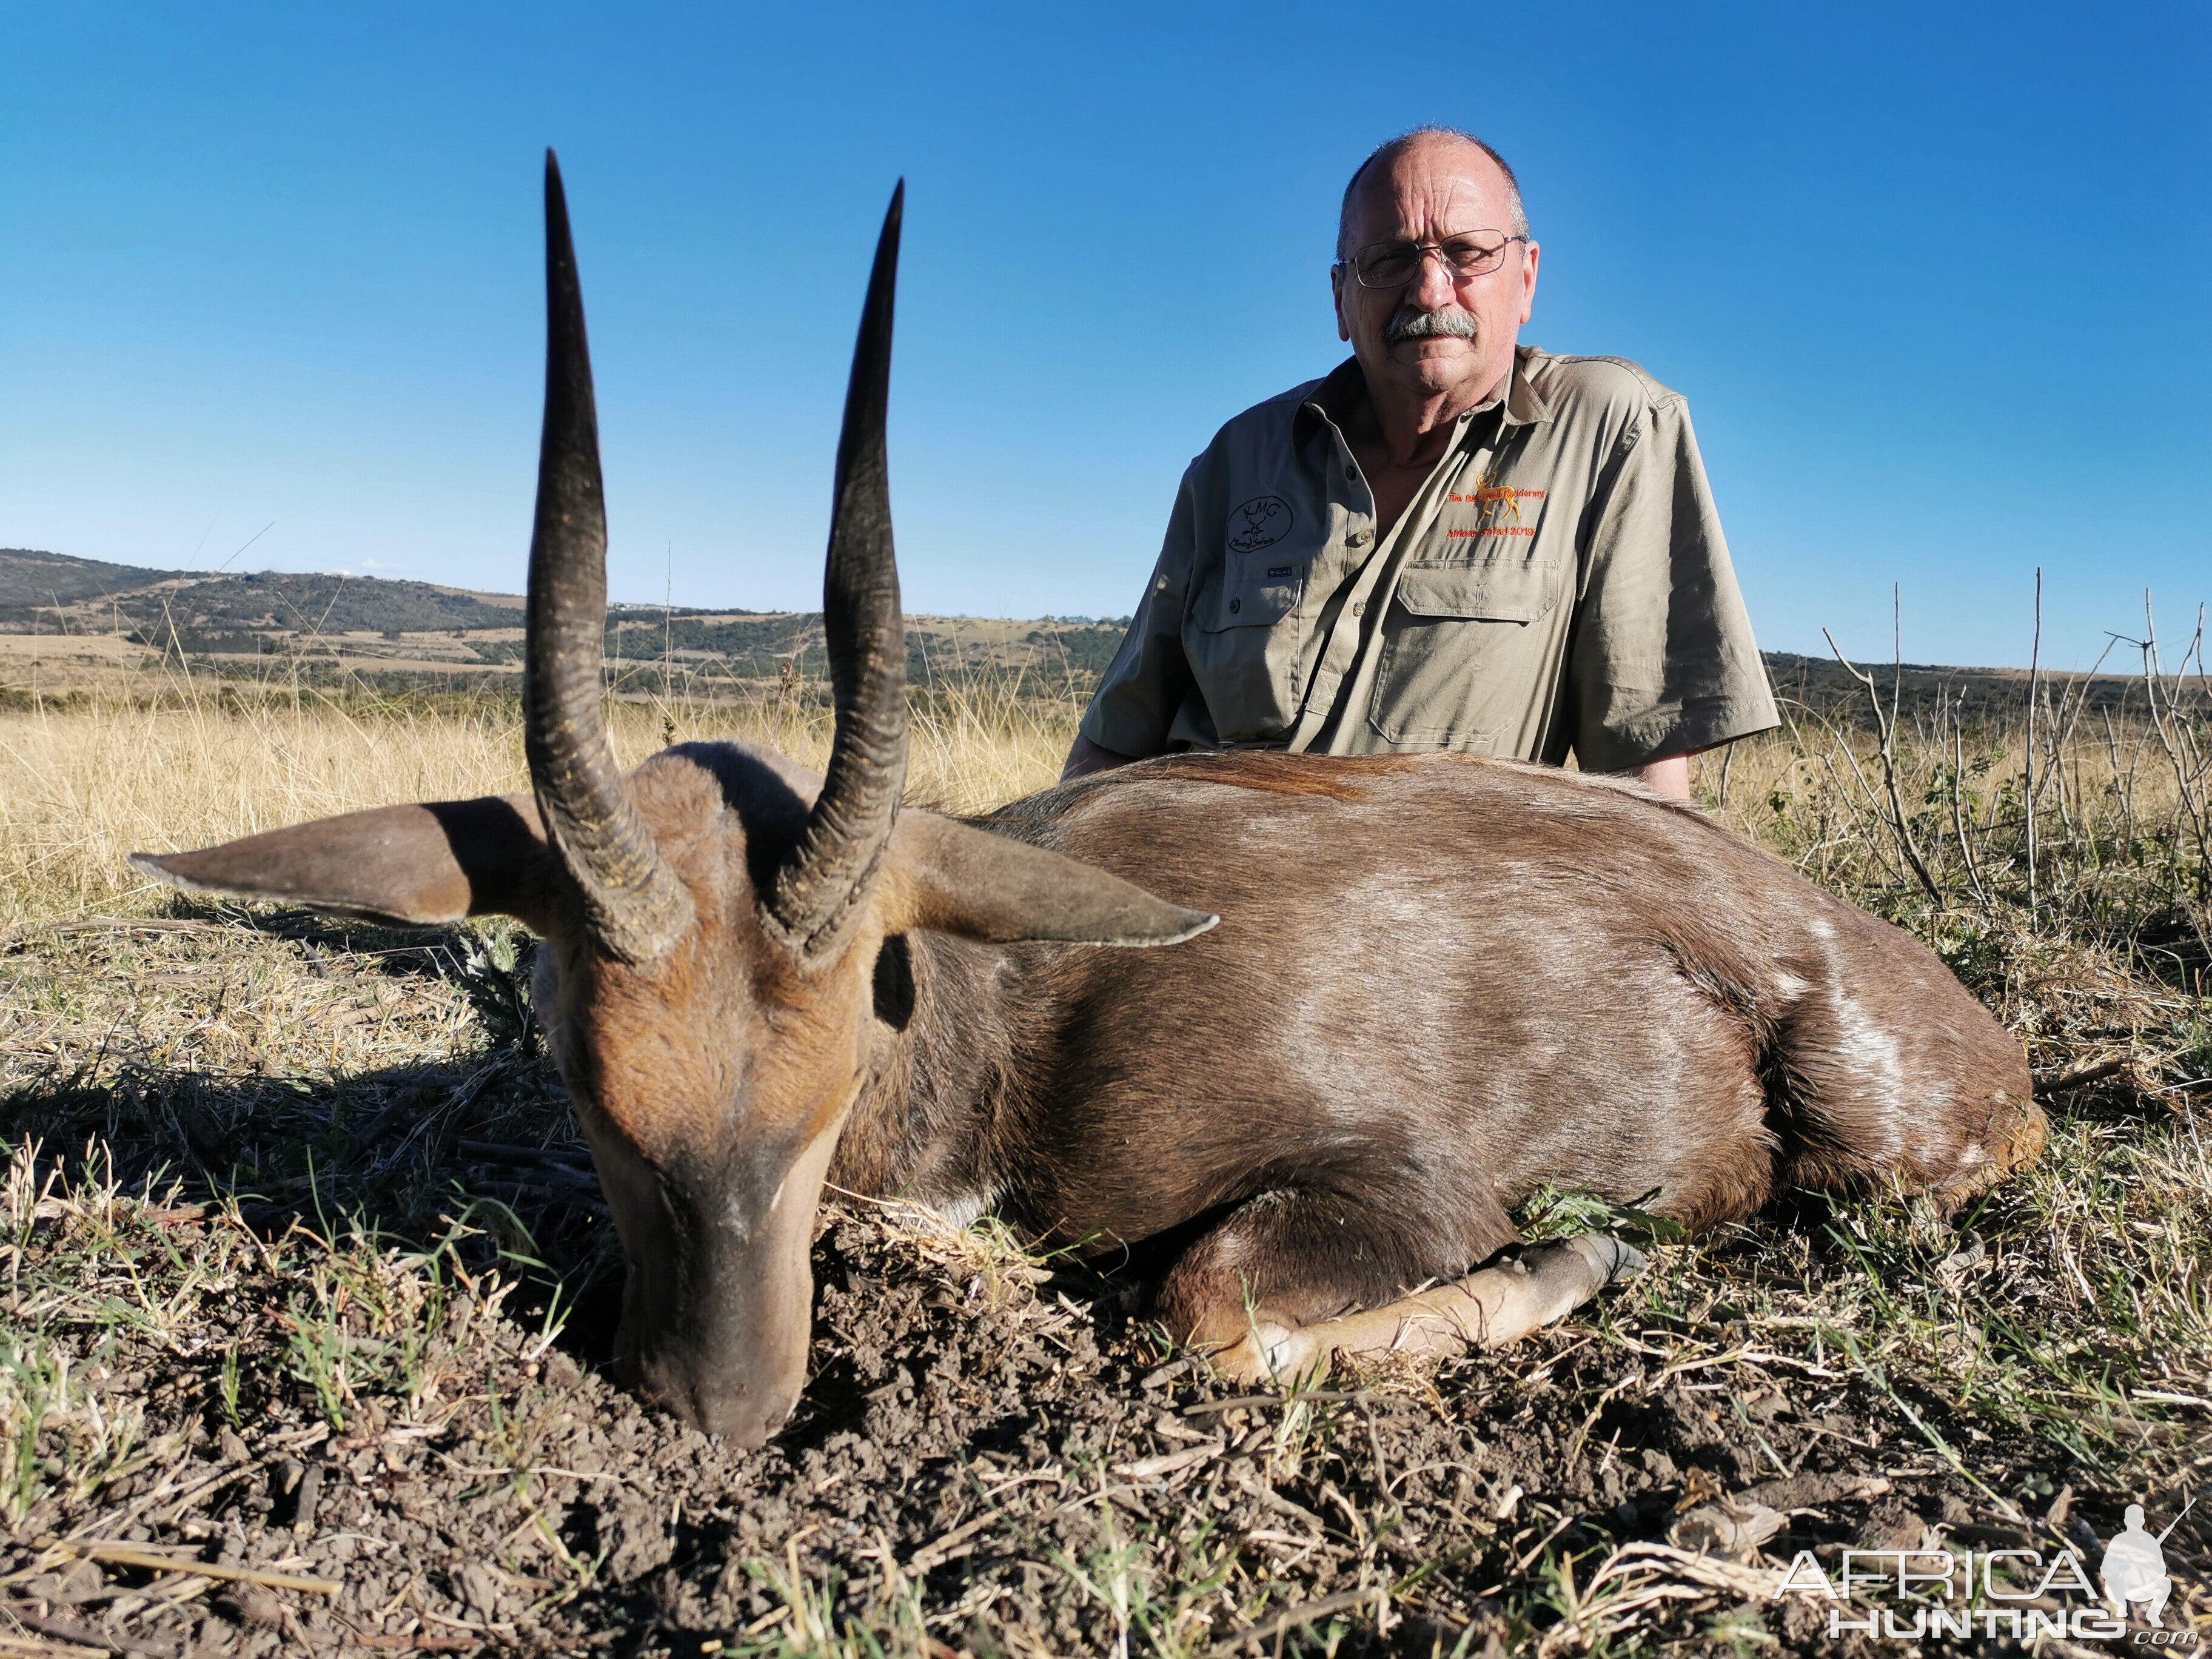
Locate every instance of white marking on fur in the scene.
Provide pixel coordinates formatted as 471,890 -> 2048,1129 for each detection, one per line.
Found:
931,1188 -> 993,1231
1827,984 -> 1907,1158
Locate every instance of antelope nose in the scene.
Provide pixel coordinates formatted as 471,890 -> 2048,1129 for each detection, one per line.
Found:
673,1379 -> 800,1449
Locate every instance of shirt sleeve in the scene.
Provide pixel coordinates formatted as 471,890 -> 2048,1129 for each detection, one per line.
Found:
1564,392 -> 1779,773
1078,466 -> 1199,759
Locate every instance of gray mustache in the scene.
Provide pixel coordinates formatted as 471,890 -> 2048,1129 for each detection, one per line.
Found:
1384,307 -> 1479,343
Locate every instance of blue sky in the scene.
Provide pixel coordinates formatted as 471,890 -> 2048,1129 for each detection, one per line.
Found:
3,2 -> 2205,669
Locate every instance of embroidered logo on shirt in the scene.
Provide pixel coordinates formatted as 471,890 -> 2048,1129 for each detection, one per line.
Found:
1267,565 -> 1294,580
1444,470 -> 1546,538
1445,481 -> 1546,522
1227,495 -> 1294,554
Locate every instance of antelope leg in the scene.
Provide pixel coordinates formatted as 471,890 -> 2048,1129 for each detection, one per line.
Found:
1213,1235 -> 1648,1385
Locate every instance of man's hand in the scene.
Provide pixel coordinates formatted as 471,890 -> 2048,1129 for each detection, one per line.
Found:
1624,754 -> 1692,802
1062,734 -> 1138,781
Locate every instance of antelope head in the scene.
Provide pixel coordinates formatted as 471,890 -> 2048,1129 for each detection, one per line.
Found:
131,155 -> 1215,1446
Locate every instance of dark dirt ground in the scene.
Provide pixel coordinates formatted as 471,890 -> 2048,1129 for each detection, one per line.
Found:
2,911 -> 2208,1657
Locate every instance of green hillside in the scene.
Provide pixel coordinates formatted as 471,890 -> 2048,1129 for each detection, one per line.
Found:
0,547 -> 190,608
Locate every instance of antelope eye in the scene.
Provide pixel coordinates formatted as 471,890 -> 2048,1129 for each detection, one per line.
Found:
871,935 -> 916,1030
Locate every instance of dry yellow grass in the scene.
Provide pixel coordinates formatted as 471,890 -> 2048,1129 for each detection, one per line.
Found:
7,669 -> 2210,945
0,679 -> 1076,929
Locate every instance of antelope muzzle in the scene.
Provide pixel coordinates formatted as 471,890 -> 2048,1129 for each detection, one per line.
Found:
587,1117 -> 842,1446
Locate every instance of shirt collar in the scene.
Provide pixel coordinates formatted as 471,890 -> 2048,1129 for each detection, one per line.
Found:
1298,344 -> 1553,443
1502,345 -> 1553,426
1300,357 -> 1368,432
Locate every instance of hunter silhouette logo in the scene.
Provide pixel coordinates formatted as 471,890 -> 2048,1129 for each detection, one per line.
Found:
2105,1500 -> 2191,1627
1227,495 -> 1293,554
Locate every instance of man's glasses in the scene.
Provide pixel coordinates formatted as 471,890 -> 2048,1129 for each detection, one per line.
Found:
1336,230 -> 1529,289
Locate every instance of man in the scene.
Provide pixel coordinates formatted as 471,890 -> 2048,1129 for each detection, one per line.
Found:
1065,127 -> 1777,800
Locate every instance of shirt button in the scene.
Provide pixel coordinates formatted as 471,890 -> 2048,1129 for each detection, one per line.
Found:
1228,598 -> 1241,614
1347,529 -> 1372,548
1344,465 -> 1358,481
1352,600 -> 1366,616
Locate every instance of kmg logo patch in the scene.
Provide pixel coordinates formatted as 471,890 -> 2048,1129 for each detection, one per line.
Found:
1227,495 -> 1293,554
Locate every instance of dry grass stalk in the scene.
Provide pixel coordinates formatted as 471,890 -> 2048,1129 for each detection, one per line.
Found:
30,1541 -> 339,1595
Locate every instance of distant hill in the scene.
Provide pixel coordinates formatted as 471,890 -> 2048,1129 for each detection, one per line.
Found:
113,571 -> 528,638
1758,651 -> 2161,723
0,549 -> 536,638
0,546 -> 1131,690
0,548 -> 192,608
0,546 -> 2174,722
591,612 -> 1133,682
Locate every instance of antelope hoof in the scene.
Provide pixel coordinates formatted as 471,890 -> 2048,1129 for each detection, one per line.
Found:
1212,1321 -> 1328,1387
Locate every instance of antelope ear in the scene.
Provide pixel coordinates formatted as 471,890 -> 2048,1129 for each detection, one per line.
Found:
130,794 -> 568,931
880,813 -> 1217,947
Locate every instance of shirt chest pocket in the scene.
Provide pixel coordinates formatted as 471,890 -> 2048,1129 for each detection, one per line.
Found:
1184,558 -> 1307,741
1365,549 -> 1565,750
1395,548 -> 1560,623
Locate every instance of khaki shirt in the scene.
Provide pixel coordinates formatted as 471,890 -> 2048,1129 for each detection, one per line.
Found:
1079,346 -> 1779,771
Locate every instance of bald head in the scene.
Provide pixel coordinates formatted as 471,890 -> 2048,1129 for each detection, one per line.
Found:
1338,127 -> 1528,257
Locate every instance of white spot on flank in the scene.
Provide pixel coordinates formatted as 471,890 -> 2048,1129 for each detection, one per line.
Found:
1827,984 -> 1906,1156
932,1189 -> 993,1231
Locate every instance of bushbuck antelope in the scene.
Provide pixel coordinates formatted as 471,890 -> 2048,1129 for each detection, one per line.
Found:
134,156 -> 2043,1446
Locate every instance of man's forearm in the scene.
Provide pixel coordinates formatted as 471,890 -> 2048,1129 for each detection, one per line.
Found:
1062,733 -> 1139,781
